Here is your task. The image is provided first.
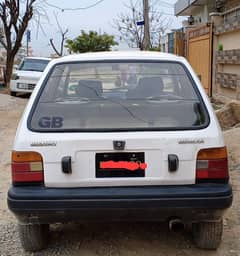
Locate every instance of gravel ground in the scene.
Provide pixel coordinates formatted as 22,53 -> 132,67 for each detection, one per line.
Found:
0,94 -> 240,256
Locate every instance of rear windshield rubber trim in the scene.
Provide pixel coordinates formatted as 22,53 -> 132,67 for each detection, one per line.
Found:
27,60 -> 210,133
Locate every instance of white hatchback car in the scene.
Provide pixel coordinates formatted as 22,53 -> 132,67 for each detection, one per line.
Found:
10,57 -> 51,96
8,51 -> 232,252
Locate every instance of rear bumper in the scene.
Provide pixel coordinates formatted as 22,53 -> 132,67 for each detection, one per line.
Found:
8,184 -> 233,224
10,80 -> 35,93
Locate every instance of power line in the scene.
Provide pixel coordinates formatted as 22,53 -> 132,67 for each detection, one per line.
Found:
43,0 -> 105,12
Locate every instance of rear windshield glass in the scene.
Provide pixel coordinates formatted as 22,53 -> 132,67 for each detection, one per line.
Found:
29,61 -> 208,132
19,59 -> 50,72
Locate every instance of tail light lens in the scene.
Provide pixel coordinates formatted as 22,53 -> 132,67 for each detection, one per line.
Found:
11,151 -> 44,185
196,147 -> 229,183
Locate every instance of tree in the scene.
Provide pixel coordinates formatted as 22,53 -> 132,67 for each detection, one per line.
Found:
49,13 -> 68,57
0,0 -> 38,89
113,0 -> 170,50
65,30 -> 118,54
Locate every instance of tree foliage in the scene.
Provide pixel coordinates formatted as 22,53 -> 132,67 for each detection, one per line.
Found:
113,0 -> 170,49
65,30 -> 118,53
0,0 -> 38,88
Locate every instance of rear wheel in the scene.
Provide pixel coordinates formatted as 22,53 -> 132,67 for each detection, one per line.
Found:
10,91 -> 17,97
192,219 -> 223,250
18,224 -> 49,252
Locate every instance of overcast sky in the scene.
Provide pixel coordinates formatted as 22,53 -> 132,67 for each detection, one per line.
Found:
28,0 -> 184,56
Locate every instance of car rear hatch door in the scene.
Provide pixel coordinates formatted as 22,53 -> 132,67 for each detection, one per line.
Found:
26,59 -> 212,188
37,132 -> 200,188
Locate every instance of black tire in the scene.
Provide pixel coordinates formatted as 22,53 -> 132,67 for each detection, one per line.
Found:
18,224 -> 50,252
10,91 -> 17,97
192,219 -> 223,250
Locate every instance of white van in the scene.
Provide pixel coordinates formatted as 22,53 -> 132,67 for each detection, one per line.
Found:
8,51 -> 232,252
10,57 -> 51,96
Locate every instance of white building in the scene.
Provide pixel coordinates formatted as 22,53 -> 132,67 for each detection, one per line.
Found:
159,34 -> 169,53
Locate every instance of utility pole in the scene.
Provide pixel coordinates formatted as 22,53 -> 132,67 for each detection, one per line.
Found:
26,30 -> 31,56
143,0 -> 150,50
26,38 -> 29,56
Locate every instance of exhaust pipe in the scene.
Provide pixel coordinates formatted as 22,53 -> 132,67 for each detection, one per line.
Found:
169,218 -> 185,232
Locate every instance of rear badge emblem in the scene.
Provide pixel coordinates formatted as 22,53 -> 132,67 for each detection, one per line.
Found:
113,141 -> 126,150
31,141 -> 57,147
178,139 -> 204,144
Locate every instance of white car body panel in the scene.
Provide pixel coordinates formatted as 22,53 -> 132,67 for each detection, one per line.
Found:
10,57 -> 51,93
13,51 -> 225,188
10,70 -> 42,93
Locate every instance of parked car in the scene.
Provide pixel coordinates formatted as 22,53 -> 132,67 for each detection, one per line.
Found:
7,51 -> 232,252
10,57 -> 51,96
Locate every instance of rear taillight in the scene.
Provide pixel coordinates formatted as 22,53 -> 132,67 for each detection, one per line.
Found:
196,147 -> 229,183
11,151 -> 44,185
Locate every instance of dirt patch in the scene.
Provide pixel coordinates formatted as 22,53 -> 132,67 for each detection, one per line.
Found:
0,94 -> 27,225
215,101 -> 240,169
224,127 -> 240,169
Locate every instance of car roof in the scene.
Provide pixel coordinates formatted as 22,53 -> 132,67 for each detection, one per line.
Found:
23,57 -> 51,61
52,51 -> 185,64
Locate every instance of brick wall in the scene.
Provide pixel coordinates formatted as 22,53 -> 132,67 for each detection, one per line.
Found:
216,49 -> 240,64
213,2 -> 240,101
226,0 -> 240,10
215,9 -> 240,35
216,72 -> 240,90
